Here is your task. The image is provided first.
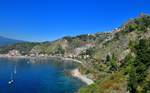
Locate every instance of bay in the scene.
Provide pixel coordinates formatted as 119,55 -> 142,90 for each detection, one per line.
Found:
0,58 -> 85,93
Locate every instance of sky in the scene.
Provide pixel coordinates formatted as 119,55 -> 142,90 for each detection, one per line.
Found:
0,0 -> 150,42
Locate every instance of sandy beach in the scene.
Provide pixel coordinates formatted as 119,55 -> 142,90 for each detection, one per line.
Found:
71,68 -> 94,85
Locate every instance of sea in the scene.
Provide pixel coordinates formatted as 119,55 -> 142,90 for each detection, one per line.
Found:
0,58 -> 85,93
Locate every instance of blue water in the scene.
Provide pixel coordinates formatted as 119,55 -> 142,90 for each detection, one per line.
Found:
0,58 -> 85,93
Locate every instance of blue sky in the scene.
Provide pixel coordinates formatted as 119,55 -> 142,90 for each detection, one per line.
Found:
0,0 -> 150,42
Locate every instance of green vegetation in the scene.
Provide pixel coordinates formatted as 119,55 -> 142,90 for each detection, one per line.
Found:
52,45 -> 65,55
79,72 -> 126,93
0,14 -> 150,93
125,14 -> 150,32
78,14 -> 150,93
80,39 -> 150,93
0,42 -> 39,55
109,53 -> 118,72
126,39 -> 150,93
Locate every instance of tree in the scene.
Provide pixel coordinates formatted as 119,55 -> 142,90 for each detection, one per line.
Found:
134,39 -> 150,83
125,54 -> 137,93
105,54 -> 111,67
128,64 -> 137,93
109,53 -> 118,72
127,39 -> 150,93
85,47 -> 96,57
55,45 -> 65,55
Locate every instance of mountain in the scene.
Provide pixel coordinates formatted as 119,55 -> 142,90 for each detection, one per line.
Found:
0,36 -> 24,46
0,14 -> 150,93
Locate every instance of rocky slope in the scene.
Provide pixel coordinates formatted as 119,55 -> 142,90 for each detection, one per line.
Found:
0,14 -> 150,93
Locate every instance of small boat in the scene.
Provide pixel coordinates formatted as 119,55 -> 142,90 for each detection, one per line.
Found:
8,72 -> 14,85
8,80 -> 14,84
14,66 -> 17,74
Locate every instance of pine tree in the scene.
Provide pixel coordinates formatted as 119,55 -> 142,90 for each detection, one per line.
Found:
127,39 -> 150,93
109,53 -> 118,72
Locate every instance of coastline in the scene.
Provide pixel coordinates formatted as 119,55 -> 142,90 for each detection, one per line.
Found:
71,68 -> 94,85
0,54 -> 94,85
0,54 -> 82,63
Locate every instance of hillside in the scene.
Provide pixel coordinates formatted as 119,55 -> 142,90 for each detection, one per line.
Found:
0,14 -> 150,93
79,14 -> 150,93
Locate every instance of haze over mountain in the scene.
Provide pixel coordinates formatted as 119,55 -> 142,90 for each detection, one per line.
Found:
0,36 -> 24,46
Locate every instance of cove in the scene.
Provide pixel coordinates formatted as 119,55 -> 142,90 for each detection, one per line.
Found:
0,58 -> 85,93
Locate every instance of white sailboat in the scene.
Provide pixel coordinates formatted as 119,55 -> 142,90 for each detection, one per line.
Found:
8,80 -> 14,84
8,72 -> 14,85
8,65 -> 16,85
14,65 -> 17,74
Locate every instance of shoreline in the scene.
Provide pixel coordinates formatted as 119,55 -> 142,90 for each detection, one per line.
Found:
71,68 -> 94,85
0,54 -> 82,63
0,54 -> 94,85
0,55 -> 83,64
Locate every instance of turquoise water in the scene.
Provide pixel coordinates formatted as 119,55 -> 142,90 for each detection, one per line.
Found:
0,58 -> 85,93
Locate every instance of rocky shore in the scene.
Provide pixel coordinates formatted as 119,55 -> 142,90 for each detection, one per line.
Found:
71,68 -> 94,85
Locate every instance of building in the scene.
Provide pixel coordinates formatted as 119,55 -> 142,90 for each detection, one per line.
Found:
8,50 -> 21,56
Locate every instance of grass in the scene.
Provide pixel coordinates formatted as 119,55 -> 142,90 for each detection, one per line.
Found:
79,71 -> 127,93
